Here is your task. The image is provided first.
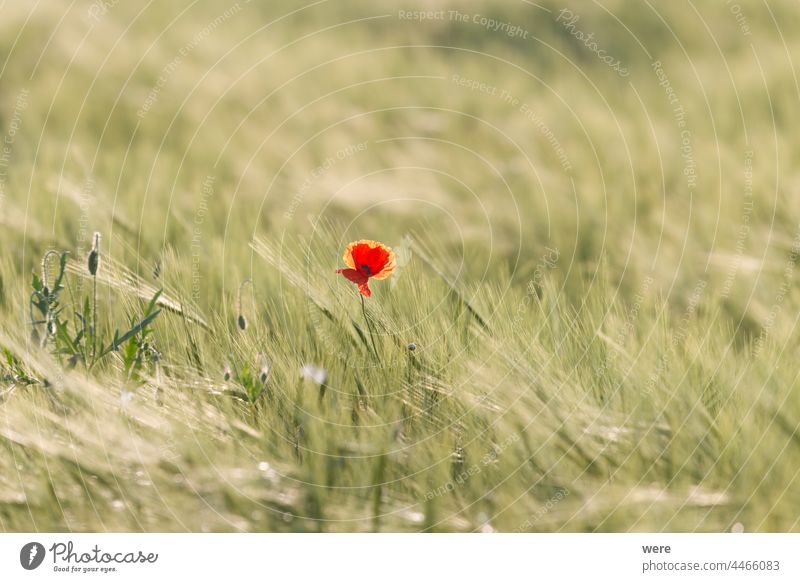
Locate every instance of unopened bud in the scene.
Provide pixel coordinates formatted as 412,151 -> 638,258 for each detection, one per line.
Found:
88,232 -> 101,276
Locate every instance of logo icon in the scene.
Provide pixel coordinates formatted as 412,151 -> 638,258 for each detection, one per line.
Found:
20,542 -> 46,570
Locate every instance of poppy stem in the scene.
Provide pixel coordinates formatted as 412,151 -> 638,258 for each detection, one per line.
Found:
361,294 -> 379,357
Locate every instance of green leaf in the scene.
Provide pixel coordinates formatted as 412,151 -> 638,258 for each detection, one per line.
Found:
54,319 -> 77,354
144,289 -> 163,317
102,309 -> 161,356
121,337 -> 139,375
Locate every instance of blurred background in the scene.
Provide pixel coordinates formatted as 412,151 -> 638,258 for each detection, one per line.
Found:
1,0 -> 797,319
1,0 -> 800,532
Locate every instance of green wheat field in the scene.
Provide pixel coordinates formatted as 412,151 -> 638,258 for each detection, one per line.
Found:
1,0 -> 799,532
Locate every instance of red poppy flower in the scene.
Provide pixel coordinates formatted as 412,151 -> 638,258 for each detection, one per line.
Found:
336,239 -> 395,298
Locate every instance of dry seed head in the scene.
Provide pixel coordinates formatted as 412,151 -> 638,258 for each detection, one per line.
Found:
300,364 -> 327,386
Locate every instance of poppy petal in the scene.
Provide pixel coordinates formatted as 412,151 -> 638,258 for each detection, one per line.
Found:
371,251 -> 396,279
353,244 -> 388,275
337,268 -> 368,285
338,240 -> 394,297
342,246 -> 356,270
344,240 -> 396,279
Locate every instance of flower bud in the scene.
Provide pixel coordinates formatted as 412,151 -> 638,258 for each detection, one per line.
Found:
88,232 -> 101,276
